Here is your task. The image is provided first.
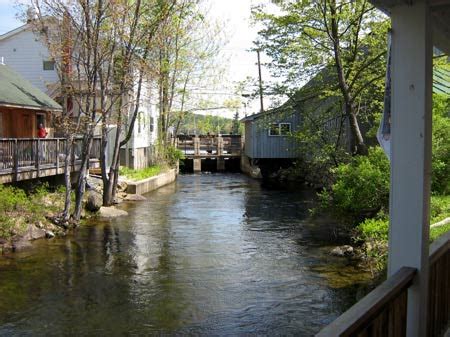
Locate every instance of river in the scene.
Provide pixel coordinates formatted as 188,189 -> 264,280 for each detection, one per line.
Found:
0,173 -> 373,336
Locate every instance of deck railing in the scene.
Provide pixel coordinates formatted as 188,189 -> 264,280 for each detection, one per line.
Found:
0,137 -> 101,180
317,230 -> 450,337
428,230 -> 450,337
176,135 -> 242,157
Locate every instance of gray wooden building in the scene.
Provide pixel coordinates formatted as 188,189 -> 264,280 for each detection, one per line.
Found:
241,107 -> 301,159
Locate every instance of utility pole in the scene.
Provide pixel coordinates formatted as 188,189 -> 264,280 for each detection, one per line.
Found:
257,50 -> 264,113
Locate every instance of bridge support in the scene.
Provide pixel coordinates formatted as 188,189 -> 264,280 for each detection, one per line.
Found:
216,158 -> 225,171
193,158 -> 201,173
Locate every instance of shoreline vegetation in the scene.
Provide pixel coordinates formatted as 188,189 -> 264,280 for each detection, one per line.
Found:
0,164 -> 169,254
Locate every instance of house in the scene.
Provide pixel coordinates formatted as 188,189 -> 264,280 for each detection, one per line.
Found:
0,20 -> 159,170
240,107 -> 301,160
0,61 -> 61,138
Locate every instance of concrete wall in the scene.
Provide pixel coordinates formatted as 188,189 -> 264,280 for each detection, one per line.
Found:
126,168 -> 176,195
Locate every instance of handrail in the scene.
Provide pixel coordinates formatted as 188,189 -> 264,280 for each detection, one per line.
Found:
316,266 -> 417,337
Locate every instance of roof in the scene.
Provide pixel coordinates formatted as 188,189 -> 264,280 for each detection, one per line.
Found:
0,63 -> 62,111
0,23 -> 29,42
433,65 -> 450,95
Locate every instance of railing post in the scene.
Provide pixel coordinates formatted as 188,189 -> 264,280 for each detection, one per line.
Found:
194,136 -> 200,156
217,136 -> 223,156
36,139 -> 40,178
13,139 -> 18,182
56,139 -> 60,172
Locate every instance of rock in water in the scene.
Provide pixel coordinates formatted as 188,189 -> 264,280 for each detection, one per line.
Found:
45,230 -> 55,239
124,194 -> 147,201
99,206 -> 128,218
85,191 -> 103,212
330,245 -> 354,257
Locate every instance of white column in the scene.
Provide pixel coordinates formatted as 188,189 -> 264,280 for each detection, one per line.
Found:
389,2 -> 432,337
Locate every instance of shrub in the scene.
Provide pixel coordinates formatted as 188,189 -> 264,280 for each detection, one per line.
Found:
165,145 -> 185,167
432,94 -> 450,195
319,146 -> 390,222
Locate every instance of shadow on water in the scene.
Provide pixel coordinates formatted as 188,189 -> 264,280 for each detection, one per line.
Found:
0,173 -> 375,336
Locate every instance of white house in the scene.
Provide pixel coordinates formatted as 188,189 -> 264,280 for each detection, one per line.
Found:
0,20 -> 159,170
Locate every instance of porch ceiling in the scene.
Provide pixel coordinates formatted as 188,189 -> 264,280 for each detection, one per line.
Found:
370,0 -> 450,55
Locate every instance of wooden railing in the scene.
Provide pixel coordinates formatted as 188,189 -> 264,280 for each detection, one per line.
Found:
317,230 -> 450,337
317,267 -> 416,337
428,230 -> 450,337
176,135 -> 242,158
0,137 -> 101,180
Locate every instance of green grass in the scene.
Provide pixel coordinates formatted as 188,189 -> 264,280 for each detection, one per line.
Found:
430,223 -> 450,242
119,165 -> 163,181
430,195 -> 450,223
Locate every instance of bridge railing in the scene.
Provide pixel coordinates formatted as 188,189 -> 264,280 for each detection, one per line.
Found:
176,135 -> 242,157
0,137 -> 101,180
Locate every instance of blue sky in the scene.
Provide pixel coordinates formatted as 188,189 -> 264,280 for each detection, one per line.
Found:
0,1 -> 23,34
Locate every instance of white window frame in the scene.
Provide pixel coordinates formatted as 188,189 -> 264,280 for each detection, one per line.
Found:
268,122 -> 291,136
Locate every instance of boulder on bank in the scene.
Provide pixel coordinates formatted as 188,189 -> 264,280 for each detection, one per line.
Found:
330,245 -> 354,257
98,206 -> 128,218
85,191 -> 103,212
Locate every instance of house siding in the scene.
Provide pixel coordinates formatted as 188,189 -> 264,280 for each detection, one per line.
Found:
244,113 -> 301,159
0,29 -> 58,94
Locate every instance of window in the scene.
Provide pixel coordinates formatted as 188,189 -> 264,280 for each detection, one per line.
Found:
43,60 -> 55,71
269,123 -> 280,136
150,116 -> 154,133
268,122 -> 291,136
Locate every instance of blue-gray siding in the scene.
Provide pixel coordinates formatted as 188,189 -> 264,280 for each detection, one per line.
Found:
244,113 -> 301,159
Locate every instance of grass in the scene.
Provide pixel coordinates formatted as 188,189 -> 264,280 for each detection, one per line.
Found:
119,165 -> 163,181
430,195 -> 450,223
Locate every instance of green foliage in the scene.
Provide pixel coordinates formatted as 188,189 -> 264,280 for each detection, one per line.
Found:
319,146 -> 390,222
430,223 -> 450,242
0,184 -> 61,240
178,113 -> 234,135
430,195 -> 450,223
432,94 -> 450,195
165,146 -> 185,167
119,165 -> 162,181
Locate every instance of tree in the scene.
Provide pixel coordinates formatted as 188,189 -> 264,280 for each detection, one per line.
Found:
253,0 -> 389,155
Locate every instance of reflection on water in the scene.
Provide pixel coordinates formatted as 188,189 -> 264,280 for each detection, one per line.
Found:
0,174 -> 372,336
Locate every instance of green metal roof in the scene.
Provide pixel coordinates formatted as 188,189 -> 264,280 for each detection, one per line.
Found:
0,63 -> 62,111
433,65 -> 450,95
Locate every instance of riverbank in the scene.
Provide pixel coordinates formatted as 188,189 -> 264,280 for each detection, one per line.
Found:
0,168 -> 178,254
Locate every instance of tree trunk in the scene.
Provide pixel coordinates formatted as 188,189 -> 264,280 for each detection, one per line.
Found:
73,135 -> 93,222
62,135 -> 73,223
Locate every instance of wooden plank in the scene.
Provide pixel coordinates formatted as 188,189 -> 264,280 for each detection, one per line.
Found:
317,267 -> 416,337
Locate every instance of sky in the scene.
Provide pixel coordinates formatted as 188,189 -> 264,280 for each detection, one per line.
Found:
0,0 -> 278,119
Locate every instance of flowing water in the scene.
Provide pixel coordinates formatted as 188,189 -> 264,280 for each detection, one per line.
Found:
0,174 -> 373,336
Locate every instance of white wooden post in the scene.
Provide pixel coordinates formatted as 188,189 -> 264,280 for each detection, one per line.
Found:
389,2 -> 432,336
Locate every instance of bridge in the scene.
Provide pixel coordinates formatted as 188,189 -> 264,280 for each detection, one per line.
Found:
176,135 -> 242,172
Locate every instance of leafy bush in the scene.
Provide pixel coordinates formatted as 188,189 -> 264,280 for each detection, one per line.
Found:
319,146 -> 390,222
432,94 -> 450,195
165,145 -> 185,167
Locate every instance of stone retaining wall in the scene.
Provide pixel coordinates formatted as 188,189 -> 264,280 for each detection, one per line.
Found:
126,169 -> 177,195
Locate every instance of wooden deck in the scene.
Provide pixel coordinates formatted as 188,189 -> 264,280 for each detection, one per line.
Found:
0,137 -> 101,184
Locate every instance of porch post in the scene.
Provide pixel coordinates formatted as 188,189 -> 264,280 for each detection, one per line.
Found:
388,2 -> 432,337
